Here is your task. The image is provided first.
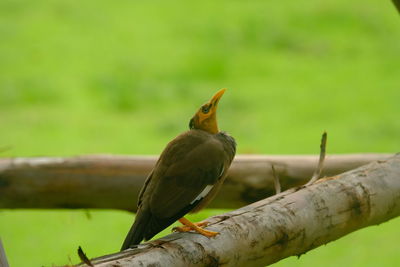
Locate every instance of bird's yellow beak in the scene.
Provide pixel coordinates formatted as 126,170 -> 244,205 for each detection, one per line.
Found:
208,88 -> 226,111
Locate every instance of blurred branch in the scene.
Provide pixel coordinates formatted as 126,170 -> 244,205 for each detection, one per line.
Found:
0,238 -> 9,267
77,155 -> 400,267
392,0 -> 400,14
0,153 -> 392,210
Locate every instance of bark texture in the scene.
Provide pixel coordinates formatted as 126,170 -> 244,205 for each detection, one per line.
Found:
78,154 -> 400,267
0,154 -> 390,210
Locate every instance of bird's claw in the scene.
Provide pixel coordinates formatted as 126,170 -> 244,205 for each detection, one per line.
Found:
172,221 -> 219,238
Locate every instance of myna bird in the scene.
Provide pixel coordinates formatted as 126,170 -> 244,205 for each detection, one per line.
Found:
121,89 -> 236,250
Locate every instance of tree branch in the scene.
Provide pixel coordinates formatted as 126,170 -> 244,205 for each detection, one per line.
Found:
0,154 -> 390,211
77,154 -> 400,266
0,154 -> 392,210
0,238 -> 9,267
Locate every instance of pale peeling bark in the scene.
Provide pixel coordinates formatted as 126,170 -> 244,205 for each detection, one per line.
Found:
78,154 -> 400,267
0,154 -> 391,210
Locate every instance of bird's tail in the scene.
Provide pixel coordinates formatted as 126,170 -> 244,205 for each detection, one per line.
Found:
120,209 -> 151,251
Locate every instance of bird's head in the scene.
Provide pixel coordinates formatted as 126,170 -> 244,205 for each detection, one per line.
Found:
189,89 -> 226,134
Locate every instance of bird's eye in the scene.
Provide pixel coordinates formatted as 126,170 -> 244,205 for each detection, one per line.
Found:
201,104 -> 211,114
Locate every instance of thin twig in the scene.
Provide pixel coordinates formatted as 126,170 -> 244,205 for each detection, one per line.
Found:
271,165 -> 281,194
78,246 -> 93,267
306,132 -> 327,185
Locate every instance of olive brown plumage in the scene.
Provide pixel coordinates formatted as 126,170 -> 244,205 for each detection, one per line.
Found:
121,89 -> 236,250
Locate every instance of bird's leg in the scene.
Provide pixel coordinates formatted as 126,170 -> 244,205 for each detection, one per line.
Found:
172,217 -> 219,238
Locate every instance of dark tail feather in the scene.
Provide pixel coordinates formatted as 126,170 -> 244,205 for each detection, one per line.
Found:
121,209 -> 184,251
121,209 -> 150,251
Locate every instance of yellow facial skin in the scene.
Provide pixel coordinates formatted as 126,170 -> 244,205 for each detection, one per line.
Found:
191,89 -> 226,134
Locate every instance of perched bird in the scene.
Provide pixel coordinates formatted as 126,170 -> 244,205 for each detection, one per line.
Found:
121,89 -> 236,250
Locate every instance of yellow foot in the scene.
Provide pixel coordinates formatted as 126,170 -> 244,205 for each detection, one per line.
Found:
173,221 -> 209,232
172,218 -> 219,238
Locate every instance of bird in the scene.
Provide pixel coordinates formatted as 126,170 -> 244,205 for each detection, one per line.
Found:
121,89 -> 236,250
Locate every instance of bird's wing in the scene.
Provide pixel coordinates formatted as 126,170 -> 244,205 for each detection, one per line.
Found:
148,134 -> 226,219
137,169 -> 153,208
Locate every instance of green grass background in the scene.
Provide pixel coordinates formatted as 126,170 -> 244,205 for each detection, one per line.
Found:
0,0 -> 399,266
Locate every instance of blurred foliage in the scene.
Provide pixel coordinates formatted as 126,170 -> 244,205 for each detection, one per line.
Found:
0,0 -> 399,156
0,0 -> 399,266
